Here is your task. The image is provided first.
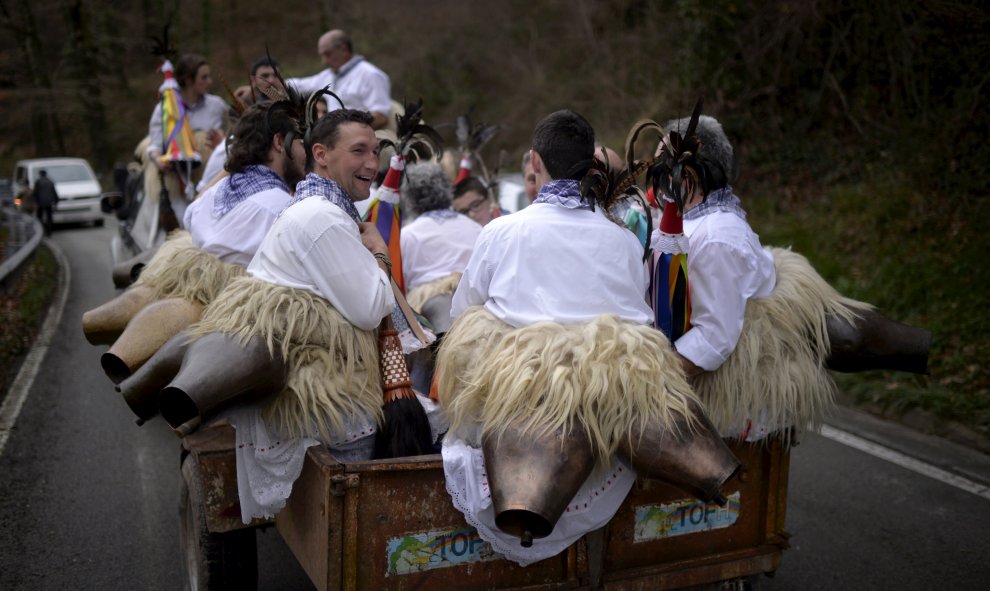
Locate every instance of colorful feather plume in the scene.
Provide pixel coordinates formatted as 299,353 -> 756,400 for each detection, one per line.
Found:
623,98 -> 706,340
364,99 -> 446,294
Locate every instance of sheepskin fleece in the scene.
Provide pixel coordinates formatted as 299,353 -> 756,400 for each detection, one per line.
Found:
190,276 -> 383,441
135,230 -> 246,305
690,247 -> 872,442
437,306 -> 699,460
406,272 -> 462,313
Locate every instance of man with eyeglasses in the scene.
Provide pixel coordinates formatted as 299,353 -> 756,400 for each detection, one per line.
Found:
451,176 -> 498,226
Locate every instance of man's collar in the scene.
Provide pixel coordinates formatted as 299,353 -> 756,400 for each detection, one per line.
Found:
331,55 -> 363,76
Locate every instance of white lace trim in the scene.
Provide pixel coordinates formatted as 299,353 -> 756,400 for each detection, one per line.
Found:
441,435 -> 635,566
224,403 -> 377,524
649,229 -> 691,254
225,394 -> 448,524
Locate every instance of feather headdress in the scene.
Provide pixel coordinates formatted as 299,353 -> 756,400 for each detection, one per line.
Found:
378,99 -> 445,163
623,98 -> 707,342
452,107 -> 503,190
623,97 -> 706,213
580,148 -> 653,261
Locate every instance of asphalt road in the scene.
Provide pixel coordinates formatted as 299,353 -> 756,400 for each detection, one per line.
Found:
1,221 -> 988,590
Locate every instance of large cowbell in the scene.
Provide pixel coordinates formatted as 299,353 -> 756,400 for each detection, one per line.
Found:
81,285 -> 155,345
158,332 -> 287,437
826,308 -> 932,375
618,398 -> 741,505
482,421 -> 596,548
116,330 -> 192,425
101,297 -> 203,384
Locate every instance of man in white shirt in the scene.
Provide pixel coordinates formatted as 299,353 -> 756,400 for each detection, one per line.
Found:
93,100 -> 307,385
180,108 -> 401,523
183,101 -> 305,268
400,161 -> 482,311
287,30 -> 391,130
436,110 -> 728,565
666,116 -> 777,377
652,113 -> 874,442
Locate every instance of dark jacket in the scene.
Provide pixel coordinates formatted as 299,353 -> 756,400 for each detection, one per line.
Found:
33,176 -> 59,208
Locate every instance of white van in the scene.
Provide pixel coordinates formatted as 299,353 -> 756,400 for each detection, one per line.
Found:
12,157 -> 106,226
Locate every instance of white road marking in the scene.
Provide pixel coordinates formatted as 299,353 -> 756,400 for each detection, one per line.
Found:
0,239 -> 70,457
821,424 -> 990,501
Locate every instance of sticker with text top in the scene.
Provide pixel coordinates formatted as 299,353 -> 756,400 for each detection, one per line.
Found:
634,491 -> 741,542
386,526 -> 500,576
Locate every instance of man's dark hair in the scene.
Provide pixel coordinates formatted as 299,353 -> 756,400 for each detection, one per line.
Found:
174,53 -> 208,88
453,176 -> 488,199
39,169 -> 48,177
309,109 -> 373,149
531,110 -> 595,180
225,102 -> 301,174
250,56 -> 279,76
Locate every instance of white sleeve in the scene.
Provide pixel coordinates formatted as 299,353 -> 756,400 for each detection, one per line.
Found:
674,240 -> 756,371
196,140 -> 228,194
450,230 -> 494,319
399,230 -> 416,285
286,70 -> 330,97
148,102 -> 164,156
299,220 -> 394,331
363,69 -> 392,115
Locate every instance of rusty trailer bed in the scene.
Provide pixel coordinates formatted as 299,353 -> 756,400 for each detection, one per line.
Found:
181,426 -> 790,590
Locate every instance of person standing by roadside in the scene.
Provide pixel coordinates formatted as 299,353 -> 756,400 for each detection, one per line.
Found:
32,169 -> 59,235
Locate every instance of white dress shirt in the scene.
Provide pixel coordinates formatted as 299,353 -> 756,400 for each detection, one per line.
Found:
247,197 -> 394,331
400,212 -> 482,291
286,56 -> 391,115
451,203 -> 652,328
195,138 -> 228,194
673,211 -> 776,371
182,180 -> 293,268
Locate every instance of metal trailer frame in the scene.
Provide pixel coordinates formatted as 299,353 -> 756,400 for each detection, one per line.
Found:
180,424 -> 790,591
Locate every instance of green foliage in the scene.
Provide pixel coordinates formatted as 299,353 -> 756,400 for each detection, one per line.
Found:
0,245 -> 58,395
0,0 -> 986,433
746,173 -> 990,437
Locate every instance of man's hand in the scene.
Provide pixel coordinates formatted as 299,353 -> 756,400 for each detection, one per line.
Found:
149,152 -> 172,172
205,129 -> 224,151
358,222 -> 388,254
233,85 -> 253,101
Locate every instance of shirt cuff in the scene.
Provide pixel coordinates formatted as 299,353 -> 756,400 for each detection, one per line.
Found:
674,329 -> 727,372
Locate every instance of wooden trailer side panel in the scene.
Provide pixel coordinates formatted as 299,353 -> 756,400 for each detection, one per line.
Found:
342,456 -> 577,591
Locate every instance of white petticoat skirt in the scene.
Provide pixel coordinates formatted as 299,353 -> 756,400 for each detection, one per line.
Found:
441,435 -> 636,567
226,394 -> 449,524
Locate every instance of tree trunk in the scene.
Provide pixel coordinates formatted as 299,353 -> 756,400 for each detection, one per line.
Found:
67,0 -> 112,171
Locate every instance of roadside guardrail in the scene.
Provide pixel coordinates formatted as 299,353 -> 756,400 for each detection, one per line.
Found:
0,205 -> 43,288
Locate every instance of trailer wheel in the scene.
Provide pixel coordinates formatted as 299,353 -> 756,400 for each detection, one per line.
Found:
180,456 -> 258,591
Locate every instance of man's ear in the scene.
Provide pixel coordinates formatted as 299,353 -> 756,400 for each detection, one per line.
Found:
311,142 -> 328,168
271,132 -> 285,156
530,150 -> 544,175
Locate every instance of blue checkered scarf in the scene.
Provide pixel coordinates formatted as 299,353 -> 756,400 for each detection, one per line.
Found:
213,165 -> 289,219
683,186 -> 747,222
288,173 -> 361,223
533,179 -> 591,210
